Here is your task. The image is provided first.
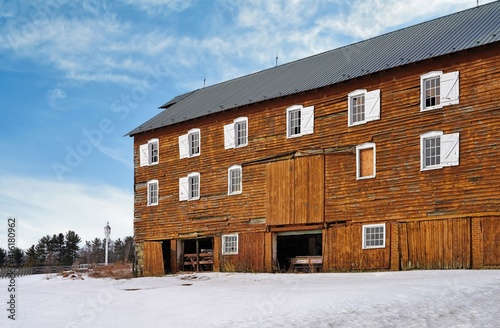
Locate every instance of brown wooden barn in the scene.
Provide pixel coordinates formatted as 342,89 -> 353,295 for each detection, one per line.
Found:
127,3 -> 500,276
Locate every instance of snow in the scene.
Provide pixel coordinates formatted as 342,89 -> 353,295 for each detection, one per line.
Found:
1,270 -> 500,327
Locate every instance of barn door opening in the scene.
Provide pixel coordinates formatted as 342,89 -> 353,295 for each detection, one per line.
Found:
276,231 -> 322,272
182,237 -> 214,271
161,240 -> 171,273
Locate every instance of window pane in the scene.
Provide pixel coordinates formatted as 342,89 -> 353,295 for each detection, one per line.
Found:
223,235 -> 238,254
424,136 -> 441,168
364,225 -> 385,248
289,109 -> 301,135
351,94 -> 365,123
149,182 -> 158,205
189,132 -> 200,155
229,168 -> 241,193
189,175 -> 199,199
424,76 -> 440,108
149,142 -> 158,164
235,121 -> 247,147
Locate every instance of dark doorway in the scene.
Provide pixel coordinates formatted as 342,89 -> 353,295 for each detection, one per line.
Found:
182,237 -> 214,271
161,240 -> 171,273
277,232 -> 322,272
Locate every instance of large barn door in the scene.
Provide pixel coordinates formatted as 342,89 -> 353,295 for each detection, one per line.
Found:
143,241 -> 165,276
483,217 -> 500,266
266,155 -> 324,226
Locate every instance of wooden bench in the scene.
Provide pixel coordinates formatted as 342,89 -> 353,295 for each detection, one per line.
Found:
289,256 -> 323,273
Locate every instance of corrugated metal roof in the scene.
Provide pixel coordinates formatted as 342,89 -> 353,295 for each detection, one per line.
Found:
128,2 -> 500,136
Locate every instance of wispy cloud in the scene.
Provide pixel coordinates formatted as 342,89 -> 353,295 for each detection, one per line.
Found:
47,88 -> 67,110
123,0 -> 197,14
0,0 -> 489,91
0,174 -> 133,249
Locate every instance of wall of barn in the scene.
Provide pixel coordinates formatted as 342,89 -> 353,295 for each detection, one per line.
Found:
133,43 -> 500,275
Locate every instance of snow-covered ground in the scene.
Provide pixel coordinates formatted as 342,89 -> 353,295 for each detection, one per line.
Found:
1,270 -> 499,327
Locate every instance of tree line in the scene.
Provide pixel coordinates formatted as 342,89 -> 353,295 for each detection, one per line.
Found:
0,230 -> 134,267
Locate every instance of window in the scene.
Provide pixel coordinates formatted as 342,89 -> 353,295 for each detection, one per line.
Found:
224,117 -> 248,149
222,234 -> 238,255
356,143 -> 376,179
179,172 -> 200,201
139,138 -> 159,166
147,180 -> 158,206
420,71 -> 459,111
228,165 -> 242,195
347,89 -> 380,126
362,224 -> 385,249
286,105 -> 314,138
179,128 -> 201,159
420,131 -> 460,170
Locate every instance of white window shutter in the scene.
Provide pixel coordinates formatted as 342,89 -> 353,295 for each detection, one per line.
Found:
224,123 -> 235,149
301,106 -> 314,135
178,134 -> 189,159
440,71 -> 459,106
179,177 -> 189,201
139,144 -> 149,167
365,89 -> 381,122
441,133 -> 459,167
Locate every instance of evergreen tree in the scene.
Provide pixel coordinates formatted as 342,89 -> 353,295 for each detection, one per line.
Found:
25,245 -> 38,267
114,238 -> 125,262
0,248 -> 7,267
52,233 -> 66,264
9,247 -> 25,267
91,238 -> 104,264
64,230 -> 81,265
124,236 -> 135,263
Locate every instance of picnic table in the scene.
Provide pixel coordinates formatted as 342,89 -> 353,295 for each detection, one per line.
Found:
289,256 -> 323,272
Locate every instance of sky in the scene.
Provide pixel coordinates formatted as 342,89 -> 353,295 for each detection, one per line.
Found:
0,0 -> 495,250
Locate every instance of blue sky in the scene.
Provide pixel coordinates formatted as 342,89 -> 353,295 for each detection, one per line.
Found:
0,0 -> 492,250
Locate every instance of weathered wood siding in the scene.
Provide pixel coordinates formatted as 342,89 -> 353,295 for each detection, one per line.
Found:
326,223 -> 390,271
483,217 -> 500,266
133,44 -> 500,274
398,218 -> 471,270
221,232 -> 266,272
323,45 -> 500,224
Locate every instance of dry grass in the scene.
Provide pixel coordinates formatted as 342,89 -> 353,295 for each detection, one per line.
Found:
88,263 -> 133,279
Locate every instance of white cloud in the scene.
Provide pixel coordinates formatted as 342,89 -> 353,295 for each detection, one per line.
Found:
315,0 -> 488,40
0,174 -> 133,250
47,88 -> 67,110
123,0 -> 196,14
0,0 -> 489,93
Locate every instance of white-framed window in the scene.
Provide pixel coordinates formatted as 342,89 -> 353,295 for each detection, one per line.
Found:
362,224 -> 385,249
286,105 -> 314,138
179,172 -> 200,201
224,117 -> 248,149
147,179 -> 159,206
356,143 -> 376,179
420,71 -> 459,111
228,165 -> 242,195
222,234 -> 238,255
348,89 -> 381,126
179,128 -> 201,159
420,131 -> 460,171
139,138 -> 159,166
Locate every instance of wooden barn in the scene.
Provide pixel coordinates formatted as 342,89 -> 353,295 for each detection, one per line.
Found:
128,3 -> 500,276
